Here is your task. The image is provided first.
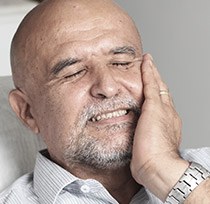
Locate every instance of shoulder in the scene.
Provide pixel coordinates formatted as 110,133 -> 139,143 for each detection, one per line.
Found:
0,173 -> 38,204
181,147 -> 210,170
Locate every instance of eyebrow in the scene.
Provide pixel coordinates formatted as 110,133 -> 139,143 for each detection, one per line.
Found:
51,58 -> 81,75
109,46 -> 136,57
51,46 -> 136,75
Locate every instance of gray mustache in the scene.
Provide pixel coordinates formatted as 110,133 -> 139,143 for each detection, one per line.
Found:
79,96 -> 141,123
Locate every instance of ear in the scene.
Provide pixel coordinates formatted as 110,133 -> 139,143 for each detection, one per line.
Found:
9,89 -> 40,134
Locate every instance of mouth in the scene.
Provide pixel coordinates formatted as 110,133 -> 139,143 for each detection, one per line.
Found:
90,109 -> 129,122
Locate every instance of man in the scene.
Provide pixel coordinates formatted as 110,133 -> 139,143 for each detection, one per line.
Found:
1,0 -> 210,203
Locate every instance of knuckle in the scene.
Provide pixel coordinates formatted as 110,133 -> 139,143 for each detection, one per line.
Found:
159,81 -> 168,90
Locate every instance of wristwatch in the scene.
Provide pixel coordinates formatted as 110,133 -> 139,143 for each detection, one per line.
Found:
165,162 -> 210,204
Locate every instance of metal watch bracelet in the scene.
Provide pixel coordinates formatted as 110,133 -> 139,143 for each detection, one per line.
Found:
165,162 -> 210,204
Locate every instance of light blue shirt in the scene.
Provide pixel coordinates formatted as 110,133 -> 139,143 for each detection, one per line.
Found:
1,147 -> 210,204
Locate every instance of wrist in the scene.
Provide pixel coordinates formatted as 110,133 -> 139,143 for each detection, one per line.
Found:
165,162 -> 210,204
134,156 -> 189,201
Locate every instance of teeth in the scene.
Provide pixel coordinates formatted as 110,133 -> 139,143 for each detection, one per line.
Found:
96,115 -> 101,121
91,110 -> 127,122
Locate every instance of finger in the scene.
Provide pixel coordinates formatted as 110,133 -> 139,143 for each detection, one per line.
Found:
147,54 -> 174,107
159,89 -> 172,105
141,54 -> 160,102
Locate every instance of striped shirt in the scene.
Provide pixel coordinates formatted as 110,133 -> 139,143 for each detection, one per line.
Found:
1,147 -> 210,204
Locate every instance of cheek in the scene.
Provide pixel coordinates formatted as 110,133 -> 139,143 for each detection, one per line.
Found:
121,69 -> 143,103
39,85 -> 88,127
32,91 -> 68,135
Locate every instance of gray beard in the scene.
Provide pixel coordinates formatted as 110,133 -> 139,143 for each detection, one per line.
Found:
63,122 -> 136,170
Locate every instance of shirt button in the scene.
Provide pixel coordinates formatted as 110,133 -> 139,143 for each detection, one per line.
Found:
80,184 -> 90,193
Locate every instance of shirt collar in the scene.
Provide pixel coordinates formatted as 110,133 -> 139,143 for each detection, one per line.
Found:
34,149 -> 78,204
33,149 -> 151,204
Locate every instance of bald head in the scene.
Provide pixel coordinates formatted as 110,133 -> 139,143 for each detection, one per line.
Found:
11,0 -> 141,91
9,0 -> 144,171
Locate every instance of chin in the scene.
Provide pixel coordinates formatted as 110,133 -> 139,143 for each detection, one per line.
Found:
63,121 -> 136,170
64,134 -> 134,170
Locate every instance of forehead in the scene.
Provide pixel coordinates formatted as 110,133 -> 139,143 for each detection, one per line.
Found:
51,29 -> 139,56
47,28 -> 141,74
38,17 -> 141,63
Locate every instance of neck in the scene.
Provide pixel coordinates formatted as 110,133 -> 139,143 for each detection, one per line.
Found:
68,164 -> 142,204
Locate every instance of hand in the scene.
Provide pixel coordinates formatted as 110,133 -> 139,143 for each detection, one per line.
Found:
130,54 -> 189,201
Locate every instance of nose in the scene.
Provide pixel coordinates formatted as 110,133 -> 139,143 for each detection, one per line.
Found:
90,69 -> 121,99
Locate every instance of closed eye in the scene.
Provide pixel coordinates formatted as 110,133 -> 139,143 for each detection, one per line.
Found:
64,69 -> 87,79
112,62 -> 131,66
112,62 -> 132,69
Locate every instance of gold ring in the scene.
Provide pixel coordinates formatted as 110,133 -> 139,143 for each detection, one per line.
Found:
159,90 -> 169,95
